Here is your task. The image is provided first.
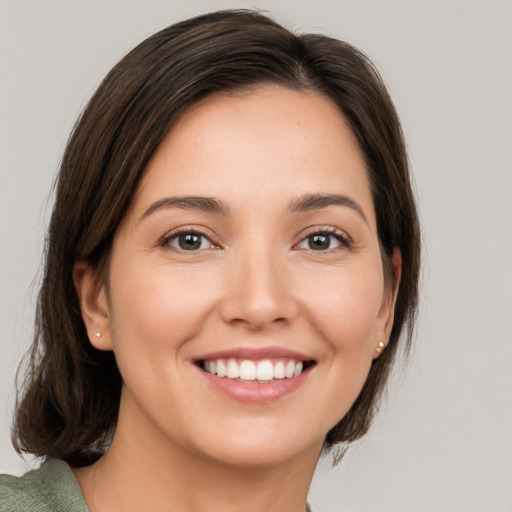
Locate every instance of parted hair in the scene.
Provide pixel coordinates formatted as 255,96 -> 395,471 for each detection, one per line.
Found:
13,9 -> 420,466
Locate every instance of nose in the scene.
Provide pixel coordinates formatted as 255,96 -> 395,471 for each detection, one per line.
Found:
219,245 -> 297,331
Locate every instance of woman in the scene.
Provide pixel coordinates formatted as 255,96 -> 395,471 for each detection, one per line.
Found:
0,9 -> 420,511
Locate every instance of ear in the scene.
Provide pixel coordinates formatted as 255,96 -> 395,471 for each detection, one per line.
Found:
73,261 -> 113,351
373,247 -> 402,359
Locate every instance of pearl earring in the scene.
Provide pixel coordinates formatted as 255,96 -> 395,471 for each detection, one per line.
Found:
376,341 -> 385,353
94,332 -> 102,338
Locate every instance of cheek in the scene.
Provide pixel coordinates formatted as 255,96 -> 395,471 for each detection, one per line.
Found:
289,264 -> 385,432
299,262 -> 384,352
107,259 -> 222,356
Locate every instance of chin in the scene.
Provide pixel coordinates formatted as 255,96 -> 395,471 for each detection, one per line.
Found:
184,419 -> 326,470
197,440 -> 317,469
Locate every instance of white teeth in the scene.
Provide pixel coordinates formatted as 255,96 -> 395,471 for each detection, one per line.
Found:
256,360 -> 274,381
203,358 -> 307,381
216,360 -> 227,377
274,361 -> 285,379
239,360 -> 256,380
226,359 -> 240,379
284,361 -> 295,378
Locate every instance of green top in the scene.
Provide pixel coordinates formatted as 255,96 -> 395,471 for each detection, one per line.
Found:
0,460 -> 88,512
0,460 -> 315,511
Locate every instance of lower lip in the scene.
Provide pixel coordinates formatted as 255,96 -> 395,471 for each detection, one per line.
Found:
197,366 -> 312,404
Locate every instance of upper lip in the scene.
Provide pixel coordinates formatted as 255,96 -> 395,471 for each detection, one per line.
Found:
194,346 -> 314,362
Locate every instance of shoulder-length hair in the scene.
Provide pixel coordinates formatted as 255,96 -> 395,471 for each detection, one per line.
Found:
13,9 -> 420,467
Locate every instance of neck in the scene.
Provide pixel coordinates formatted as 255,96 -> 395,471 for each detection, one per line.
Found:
73,392 -> 321,512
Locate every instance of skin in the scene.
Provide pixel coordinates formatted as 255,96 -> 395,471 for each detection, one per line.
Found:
73,86 -> 400,512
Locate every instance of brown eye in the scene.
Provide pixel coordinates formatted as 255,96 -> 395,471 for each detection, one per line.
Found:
308,234 -> 331,250
166,232 -> 212,251
297,231 -> 347,251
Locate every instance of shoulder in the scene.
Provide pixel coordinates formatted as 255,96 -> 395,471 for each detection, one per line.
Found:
0,460 -> 88,512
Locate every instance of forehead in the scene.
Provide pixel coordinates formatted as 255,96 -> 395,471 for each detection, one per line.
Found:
130,86 -> 374,223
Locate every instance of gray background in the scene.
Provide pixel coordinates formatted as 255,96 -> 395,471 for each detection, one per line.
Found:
1,1 -> 511,510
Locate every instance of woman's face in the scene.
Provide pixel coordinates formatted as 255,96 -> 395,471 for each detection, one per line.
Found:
84,86 -> 398,467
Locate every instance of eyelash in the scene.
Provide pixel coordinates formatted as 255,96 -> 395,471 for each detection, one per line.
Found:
160,226 -> 351,253
295,227 -> 352,253
160,227 -> 218,252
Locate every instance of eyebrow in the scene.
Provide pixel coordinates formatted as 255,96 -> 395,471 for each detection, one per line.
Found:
141,196 -> 230,220
141,192 -> 368,224
288,193 -> 368,224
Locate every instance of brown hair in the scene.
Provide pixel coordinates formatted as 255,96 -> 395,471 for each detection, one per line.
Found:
13,9 -> 420,466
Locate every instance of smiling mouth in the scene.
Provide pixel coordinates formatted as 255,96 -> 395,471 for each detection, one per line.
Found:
196,358 -> 316,382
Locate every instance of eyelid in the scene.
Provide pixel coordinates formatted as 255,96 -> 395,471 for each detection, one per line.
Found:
294,226 -> 352,250
159,225 -> 222,251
